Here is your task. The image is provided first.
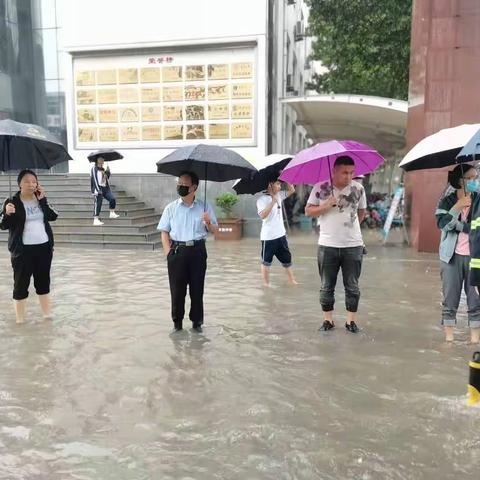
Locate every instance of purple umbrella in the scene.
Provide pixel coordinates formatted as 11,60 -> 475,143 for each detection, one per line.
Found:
279,140 -> 384,185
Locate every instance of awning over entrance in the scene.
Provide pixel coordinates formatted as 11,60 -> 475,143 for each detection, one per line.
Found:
282,94 -> 407,155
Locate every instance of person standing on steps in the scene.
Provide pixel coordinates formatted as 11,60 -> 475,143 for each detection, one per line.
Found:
0,170 -> 58,324
90,156 -> 119,226
157,171 -> 218,334
305,156 -> 367,334
257,180 -> 297,287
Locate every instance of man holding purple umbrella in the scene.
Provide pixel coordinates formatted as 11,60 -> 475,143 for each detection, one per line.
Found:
305,156 -> 367,333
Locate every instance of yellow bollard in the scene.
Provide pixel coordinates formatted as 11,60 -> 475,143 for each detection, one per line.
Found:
467,351 -> 480,406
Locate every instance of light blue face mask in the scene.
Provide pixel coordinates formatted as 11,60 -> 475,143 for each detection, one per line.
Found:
465,179 -> 480,193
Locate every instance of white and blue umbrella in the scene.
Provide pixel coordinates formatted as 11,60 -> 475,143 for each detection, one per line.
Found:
400,123 -> 480,171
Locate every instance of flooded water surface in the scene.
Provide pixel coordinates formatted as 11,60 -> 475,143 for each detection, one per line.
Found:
0,235 -> 479,479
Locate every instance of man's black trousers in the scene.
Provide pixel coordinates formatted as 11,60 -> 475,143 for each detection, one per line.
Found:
167,243 -> 207,328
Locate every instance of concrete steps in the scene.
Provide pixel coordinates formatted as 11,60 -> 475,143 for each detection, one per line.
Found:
54,239 -> 161,251
55,214 -> 161,226
54,207 -> 155,216
0,187 -> 107,194
52,231 -> 161,243
0,195 -> 139,205
0,174 -> 163,250
53,201 -> 148,211
52,223 -> 158,233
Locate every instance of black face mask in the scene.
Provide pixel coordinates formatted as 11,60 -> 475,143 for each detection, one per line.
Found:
177,185 -> 190,197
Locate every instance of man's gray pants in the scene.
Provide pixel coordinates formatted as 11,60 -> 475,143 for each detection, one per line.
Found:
441,253 -> 480,328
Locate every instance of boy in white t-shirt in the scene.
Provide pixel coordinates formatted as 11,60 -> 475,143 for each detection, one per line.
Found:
257,181 -> 297,287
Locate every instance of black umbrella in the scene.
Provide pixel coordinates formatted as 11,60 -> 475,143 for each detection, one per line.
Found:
0,119 -> 72,195
456,129 -> 480,163
88,149 -> 123,163
233,154 -> 292,195
156,144 -> 257,207
399,124 -> 480,171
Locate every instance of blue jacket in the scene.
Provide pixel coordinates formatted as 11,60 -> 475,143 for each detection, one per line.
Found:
435,192 -> 471,264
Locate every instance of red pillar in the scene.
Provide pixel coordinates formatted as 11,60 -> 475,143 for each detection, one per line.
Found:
406,0 -> 480,252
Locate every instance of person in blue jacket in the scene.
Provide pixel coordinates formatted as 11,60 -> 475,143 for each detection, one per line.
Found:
436,164 -> 480,343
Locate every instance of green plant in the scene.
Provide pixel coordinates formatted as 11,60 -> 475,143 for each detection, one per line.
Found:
215,192 -> 239,218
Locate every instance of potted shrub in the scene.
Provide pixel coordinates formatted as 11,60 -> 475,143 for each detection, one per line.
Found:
214,192 -> 243,240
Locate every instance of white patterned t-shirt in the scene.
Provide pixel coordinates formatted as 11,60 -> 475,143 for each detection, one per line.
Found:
307,180 -> 366,247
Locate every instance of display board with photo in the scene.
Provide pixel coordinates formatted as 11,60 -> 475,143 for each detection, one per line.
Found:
78,127 -> 97,142
121,126 -> 141,141
163,66 -> 183,82
142,125 -> 162,140
74,56 -> 255,145
142,106 -> 162,122
77,109 -> 96,123
99,127 -> 119,142
163,106 -> 183,122
185,65 -> 205,81
119,68 -> 138,84
76,71 -> 95,86
119,88 -> 139,103
97,89 -> 117,104
140,67 -> 161,83
99,108 -> 118,123
141,88 -> 161,103
164,125 -> 184,140
96,70 -> 116,85
185,86 -> 205,101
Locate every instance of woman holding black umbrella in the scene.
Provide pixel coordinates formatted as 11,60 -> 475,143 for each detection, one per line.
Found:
0,169 -> 58,323
90,155 -> 119,226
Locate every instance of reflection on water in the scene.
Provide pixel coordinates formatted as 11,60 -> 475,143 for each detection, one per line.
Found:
0,235 -> 479,479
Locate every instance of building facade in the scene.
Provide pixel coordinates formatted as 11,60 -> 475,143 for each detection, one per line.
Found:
55,0 -> 313,173
0,0 -> 67,162
269,0 -> 314,156
2,0 -> 313,175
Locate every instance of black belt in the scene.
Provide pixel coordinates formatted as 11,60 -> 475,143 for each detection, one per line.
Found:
171,239 -> 205,247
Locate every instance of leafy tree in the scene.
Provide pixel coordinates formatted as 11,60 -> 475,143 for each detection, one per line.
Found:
306,0 -> 412,100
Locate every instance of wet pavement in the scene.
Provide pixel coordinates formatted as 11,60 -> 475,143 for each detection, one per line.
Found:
0,232 -> 479,479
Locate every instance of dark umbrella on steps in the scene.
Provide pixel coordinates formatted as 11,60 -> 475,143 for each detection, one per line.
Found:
87,149 -> 123,163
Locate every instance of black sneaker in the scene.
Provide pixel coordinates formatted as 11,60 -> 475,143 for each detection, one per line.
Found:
345,321 -> 359,333
319,320 -> 335,331
192,324 -> 203,333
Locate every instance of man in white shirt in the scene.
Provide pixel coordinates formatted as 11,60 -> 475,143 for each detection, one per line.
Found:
305,156 -> 367,333
257,180 -> 297,287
